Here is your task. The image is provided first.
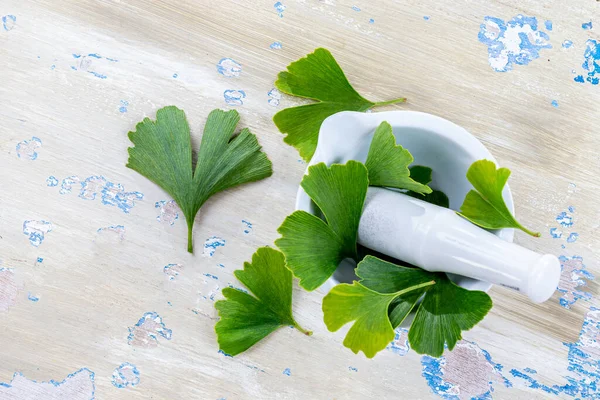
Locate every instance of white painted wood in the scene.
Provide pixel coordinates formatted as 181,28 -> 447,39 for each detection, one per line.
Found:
0,0 -> 598,398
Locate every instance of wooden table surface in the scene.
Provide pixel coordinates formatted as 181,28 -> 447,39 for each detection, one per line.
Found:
1,1 -> 599,399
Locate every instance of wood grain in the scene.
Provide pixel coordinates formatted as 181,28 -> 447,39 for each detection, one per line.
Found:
0,0 -> 599,398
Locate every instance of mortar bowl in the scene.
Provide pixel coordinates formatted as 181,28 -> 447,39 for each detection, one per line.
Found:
295,110 -> 515,295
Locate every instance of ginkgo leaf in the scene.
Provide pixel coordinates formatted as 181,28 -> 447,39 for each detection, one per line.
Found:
407,273 -> 492,357
458,159 -> 539,236
326,256 -> 492,358
356,255 -> 434,328
406,165 -> 449,208
214,247 -> 311,356
275,161 -> 368,291
127,106 -> 272,253
273,48 -> 406,161
323,258 -> 435,358
365,122 -> 431,194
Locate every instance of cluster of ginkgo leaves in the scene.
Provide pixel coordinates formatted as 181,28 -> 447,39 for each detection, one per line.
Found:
215,124 -> 537,358
125,48 -> 540,358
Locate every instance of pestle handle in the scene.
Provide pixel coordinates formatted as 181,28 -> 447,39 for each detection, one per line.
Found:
357,188 -> 560,303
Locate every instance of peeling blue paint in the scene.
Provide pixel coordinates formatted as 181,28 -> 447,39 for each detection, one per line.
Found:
2,15 -> 16,31
111,363 -> 140,388
274,2 -> 286,17
224,90 -> 246,106
217,58 -> 242,77
574,40 -> 599,85
478,15 -> 552,72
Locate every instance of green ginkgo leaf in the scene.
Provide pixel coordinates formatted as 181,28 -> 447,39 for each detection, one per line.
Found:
127,106 -> 272,253
322,257 -> 435,358
214,247 -> 311,356
405,165 -> 450,208
273,48 -> 406,161
327,256 -> 493,358
407,272 -> 492,357
275,161 -> 368,291
365,122 -> 431,194
458,159 -> 539,236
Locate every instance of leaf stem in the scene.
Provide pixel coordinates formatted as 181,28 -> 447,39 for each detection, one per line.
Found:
396,280 -> 436,297
293,321 -> 313,336
373,97 -> 407,107
518,224 -> 541,238
187,221 -> 194,254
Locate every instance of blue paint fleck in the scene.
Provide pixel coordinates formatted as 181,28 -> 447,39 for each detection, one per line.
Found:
550,227 -> 562,239
563,40 -> 574,49
127,312 -> 172,346
582,21 -> 593,30
87,71 -> 107,79
551,100 -> 559,107
203,273 -> 219,280
217,263 -> 225,268
36,257 -> 43,263
387,328 -> 410,356
544,20 -> 553,31
71,66 -> 77,71
88,53 -> 102,59
16,137 -> 42,160
557,255 -> 593,309
218,349 -> 233,358
50,64 -> 56,70
111,362 -> 140,388
73,54 -> 82,59
274,2 -> 286,17
27,293 -> 39,302
573,40 -> 599,85
568,206 -> 575,213
421,341 -> 512,398
423,16 -> 430,21
282,368 -> 291,376
348,366 -> 358,372
2,15 -> 16,31
46,176 -> 59,187
203,236 -> 225,257
369,18 -> 375,24
216,58 -> 242,77
0,368 -> 96,397
173,73 -> 178,78
163,263 -> 182,281
268,88 -> 281,107
478,15 -> 552,72
227,283 -> 248,294
524,368 -> 537,374
23,220 -> 53,247
556,211 -> 574,227
567,233 -> 579,243
99,181 -> 144,213
119,100 -> 128,113
59,176 -> 79,194
270,42 -> 282,50
509,369 -> 559,394
155,200 -> 180,225
167,301 -> 172,306
224,90 -> 246,106
352,6 -> 361,12
242,220 -> 253,234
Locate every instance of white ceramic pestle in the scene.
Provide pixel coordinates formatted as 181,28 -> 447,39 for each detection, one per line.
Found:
358,188 -> 560,303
